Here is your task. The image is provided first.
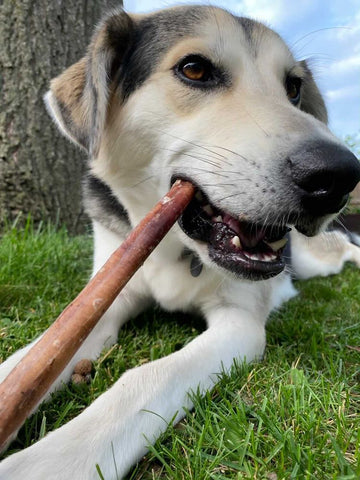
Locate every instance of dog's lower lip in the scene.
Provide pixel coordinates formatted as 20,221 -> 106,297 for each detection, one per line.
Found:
208,245 -> 285,279
177,183 -> 288,278
208,221 -> 286,279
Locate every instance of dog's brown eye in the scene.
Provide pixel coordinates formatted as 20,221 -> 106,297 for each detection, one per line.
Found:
175,55 -> 217,87
182,61 -> 208,81
286,76 -> 302,105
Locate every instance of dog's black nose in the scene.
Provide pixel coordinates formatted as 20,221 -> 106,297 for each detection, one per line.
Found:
289,141 -> 360,215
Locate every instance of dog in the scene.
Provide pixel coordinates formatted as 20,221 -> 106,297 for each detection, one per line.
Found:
1,5 -> 360,479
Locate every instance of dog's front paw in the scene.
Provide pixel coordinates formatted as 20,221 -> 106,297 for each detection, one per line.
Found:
0,440 -> 68,480
0,447 -> 40,480
0,426 -> 99,480
0,440 -> 99,480
0,401 -> 129,480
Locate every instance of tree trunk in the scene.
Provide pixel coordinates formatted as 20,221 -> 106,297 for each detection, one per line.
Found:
0,0 -> 117,233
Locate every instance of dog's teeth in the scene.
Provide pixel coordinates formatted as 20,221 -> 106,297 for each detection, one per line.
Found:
231,235 -> 242,249
243,251 -> 258,260
264,237 -> 288,252
213,215 -> 223,222
263,254 -> 276,262
195,191 -> 204,202
243,252 -> 276,262
202,204 -> 213,216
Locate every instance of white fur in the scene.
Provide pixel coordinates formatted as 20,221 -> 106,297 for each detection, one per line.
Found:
43,91 -> 84,149
290,229 -> 360,279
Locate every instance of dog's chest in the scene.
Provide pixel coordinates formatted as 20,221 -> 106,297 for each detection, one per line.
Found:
142,252 -> 220,312
142,247 -> 274,321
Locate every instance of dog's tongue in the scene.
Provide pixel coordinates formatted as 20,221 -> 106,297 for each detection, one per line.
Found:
221,215 -> 265,248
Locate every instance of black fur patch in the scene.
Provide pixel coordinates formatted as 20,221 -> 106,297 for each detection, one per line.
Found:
120,7 -> 220,99
237,17 -> 256,49
299,60 -> 328,123
283,231 -> 292,270
104,11 -> 135,78
83,175 -> 130,230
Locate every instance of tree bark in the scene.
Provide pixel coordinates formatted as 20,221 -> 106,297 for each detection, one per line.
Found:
0,0 -> 117,233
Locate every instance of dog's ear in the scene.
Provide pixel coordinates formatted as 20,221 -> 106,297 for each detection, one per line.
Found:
44,9 -> 134,156
299,60 -> 328,124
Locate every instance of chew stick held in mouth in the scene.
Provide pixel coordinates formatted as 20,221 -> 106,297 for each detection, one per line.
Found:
0,179 -> 195,451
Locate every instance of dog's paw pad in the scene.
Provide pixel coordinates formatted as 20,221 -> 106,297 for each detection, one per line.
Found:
72,359 -> 92,384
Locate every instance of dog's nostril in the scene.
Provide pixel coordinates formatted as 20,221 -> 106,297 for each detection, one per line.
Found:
297,170 -> 335,196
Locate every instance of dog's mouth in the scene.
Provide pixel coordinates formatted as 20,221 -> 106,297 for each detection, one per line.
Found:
178,185 -> 290,280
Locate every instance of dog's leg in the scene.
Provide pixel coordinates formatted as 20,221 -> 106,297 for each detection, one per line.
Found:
0,286 -> 148,384
0,284 -> 149,454
0,221 -> 151,448
0,221 -> 149,386
0,305 -> 266,480
290,229 -> 360,279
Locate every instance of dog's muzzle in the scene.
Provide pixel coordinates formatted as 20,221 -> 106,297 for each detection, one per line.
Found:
175,141 -> 360,280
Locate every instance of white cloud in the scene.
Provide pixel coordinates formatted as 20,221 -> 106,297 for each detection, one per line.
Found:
125,0 -> 166,13
204,0 -> 316,29
125,0 -> 314,25
228,0 -> 284,23
333,5 -> 360,34
232,0 -> 296,25
326,85 -> 360,101
328,54 -> 360,75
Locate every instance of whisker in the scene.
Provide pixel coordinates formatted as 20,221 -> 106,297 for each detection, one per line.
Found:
218,192 -> 247,201
187,168 -> 229,178
219,170 -> 249,178
194,143 -> 232,163
162,148 -> 225,169
128,175 -> 155,188
126,165 -> 233,190
334,217 -> 350,234
291,26 -> 350,50
208,145 -> 254,164
127,122 -> 264,173
242,105 -> 270,138
154,129 -> 233,165
200,183 -> 238,188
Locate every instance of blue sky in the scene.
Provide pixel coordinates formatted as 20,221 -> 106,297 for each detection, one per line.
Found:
124,0 -> 360,139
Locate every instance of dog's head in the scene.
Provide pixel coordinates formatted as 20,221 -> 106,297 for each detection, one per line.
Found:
45,5 -> 360,280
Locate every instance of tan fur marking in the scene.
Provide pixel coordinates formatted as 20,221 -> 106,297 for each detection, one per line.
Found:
50,58 -> 87,128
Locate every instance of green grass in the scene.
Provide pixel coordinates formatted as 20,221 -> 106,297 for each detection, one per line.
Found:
1,221 -> 359,479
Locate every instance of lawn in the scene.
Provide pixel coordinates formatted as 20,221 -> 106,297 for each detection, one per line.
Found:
0,221 -> 359,479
